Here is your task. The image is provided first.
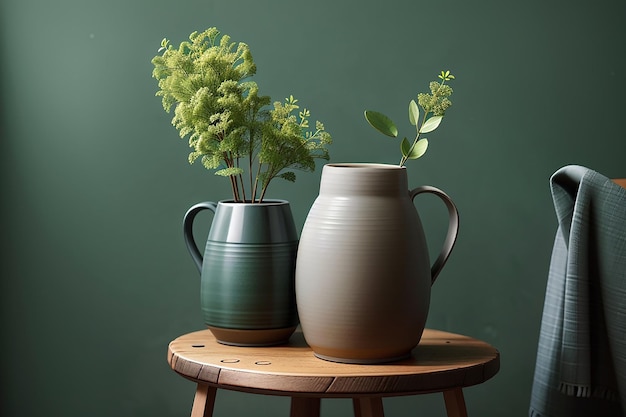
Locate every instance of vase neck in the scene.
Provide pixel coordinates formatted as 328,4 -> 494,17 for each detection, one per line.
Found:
319,163 -> 409,196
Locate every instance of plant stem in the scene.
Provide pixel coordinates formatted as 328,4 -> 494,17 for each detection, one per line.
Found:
252,162 -> 262,203
238,173 -> 246,202
229,175 -> 240,202
398,77 -> 449,166
399,112 -> 428,167
222,150 -> 242,202
248,126 -> 255,202
258,183 -> 268,203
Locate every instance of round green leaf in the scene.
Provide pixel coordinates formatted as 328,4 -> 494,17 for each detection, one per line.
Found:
408,100 -> 419,126
364,110 -> 398,138
401,138 -> 428,159
401,138 -> 411,157
419,116 -> 443,134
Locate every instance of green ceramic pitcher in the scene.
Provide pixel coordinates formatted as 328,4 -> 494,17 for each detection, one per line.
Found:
183,199 -> 299,346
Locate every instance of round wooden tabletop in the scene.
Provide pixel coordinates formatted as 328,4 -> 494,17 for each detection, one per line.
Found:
168,328 -> 500,398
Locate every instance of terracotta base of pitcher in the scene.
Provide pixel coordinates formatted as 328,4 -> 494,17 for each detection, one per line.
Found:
208,325 -> 297,347
314,350 -> 412,364
311,346 -> 412,365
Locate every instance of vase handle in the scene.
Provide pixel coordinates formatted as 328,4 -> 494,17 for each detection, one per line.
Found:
409,186 -> 459,284
182,201 -> 217,274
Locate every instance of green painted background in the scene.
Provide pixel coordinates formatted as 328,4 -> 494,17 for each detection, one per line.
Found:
1,0 -> 624,416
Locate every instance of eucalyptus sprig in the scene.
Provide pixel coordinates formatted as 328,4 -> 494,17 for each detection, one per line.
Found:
151,28 -> 331,203
364,70 -> 455,167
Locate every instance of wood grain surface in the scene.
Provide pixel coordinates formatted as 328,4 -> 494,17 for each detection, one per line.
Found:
168,329 -> 500,398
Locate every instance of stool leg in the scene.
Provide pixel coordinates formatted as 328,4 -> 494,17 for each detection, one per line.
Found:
290,397 -> 321,417
443,389 -> 467,417
190,383 -> 217,417
353,397 -> 384,417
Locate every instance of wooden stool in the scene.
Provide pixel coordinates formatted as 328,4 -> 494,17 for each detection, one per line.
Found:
168,329 -> 500,417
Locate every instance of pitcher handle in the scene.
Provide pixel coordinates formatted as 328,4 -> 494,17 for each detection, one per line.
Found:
410,186 -> 459,284
182,201 -> 217,274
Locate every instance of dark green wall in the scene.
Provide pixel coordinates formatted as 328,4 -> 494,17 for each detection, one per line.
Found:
1,0 -> 624,416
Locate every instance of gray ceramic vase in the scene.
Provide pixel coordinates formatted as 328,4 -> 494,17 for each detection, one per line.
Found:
183,199 -> 299,346
295,163 -> 459,363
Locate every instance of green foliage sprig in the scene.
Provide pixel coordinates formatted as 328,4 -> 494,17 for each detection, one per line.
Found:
151,28 -> 331,203
364,70 -> 454,167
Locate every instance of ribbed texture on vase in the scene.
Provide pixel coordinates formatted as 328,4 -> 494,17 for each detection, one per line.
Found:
296,163 -> 432,363
184,199 -> 300,346
202,241 -> 298,329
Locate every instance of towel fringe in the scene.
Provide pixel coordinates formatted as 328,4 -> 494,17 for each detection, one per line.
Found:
558,382 -> 619,401
559,382 -> 591,397
592,386 -> 619,402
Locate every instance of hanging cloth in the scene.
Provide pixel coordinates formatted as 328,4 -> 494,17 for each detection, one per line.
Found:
530,165 -> 626,417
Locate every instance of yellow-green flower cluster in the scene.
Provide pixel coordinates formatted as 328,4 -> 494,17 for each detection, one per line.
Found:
417,81 -> 453,117
151,28 -> 331,202
364,70 -> 455,167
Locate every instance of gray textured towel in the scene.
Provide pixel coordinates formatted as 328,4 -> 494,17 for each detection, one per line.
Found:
530,165 -> 626,417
